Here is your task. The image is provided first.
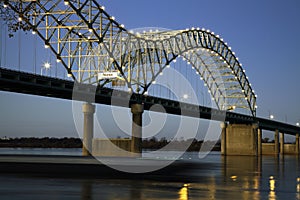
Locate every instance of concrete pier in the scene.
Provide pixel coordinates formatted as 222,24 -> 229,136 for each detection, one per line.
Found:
296,134 -> 299,155
261,132 -> 299,155
280,132 -> 285,155
82,103 -> 96,156
92,139 -> 132,157
223,123 -> 258,156
274,130 -> 279,155
257,128 -> 262,156
131,104 -> 144,156
221,124 -> 300,156
220,122 -> 227,156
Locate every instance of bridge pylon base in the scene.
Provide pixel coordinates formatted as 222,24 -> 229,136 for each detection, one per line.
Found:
131,104 -> 144,157
222,123 -> 258,156
82,103 -> 96,156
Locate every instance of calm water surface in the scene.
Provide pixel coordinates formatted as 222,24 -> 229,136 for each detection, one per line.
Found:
0,148 -> 299,200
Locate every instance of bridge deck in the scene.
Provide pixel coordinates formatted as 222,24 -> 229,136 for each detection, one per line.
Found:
1,67 -> 300,135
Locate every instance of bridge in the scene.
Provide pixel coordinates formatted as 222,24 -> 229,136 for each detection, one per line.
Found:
1,0 -> 299,157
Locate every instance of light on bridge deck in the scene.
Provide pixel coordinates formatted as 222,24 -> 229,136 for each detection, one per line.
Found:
227,106 -> 236,111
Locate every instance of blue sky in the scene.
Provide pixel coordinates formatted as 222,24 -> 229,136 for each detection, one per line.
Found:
0,0 -> 300,140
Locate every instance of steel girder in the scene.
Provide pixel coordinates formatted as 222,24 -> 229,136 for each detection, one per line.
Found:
3,0 -> 257,116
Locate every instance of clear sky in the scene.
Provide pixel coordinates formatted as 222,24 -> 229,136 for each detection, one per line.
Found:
0,0 -> 300,140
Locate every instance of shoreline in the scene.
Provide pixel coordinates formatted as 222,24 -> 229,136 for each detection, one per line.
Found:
0,137 -> 221,151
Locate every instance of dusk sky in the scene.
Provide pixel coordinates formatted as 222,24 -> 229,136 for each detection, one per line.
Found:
0,0 -> 300,141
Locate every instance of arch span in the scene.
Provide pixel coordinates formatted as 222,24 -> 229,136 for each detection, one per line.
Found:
3,0 -> 256,116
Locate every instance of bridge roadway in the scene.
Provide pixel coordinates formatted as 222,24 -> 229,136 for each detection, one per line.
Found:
1,67 -> 299,135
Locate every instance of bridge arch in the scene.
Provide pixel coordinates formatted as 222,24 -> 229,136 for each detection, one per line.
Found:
3,0 -> 256,116
103,29 -> 257,116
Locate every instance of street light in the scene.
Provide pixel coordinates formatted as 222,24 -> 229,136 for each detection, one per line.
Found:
44,62 -> 51,69
296,122 -> 300,126
41,62 -> 51,75
183,94 -> 189,100
180,94 -> 189,103
268,110 -> 274,120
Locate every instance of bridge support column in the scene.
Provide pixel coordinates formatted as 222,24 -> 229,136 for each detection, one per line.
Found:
131,104 -> 144,157
296,134 -> 299,155
274,130 -> 279,155
257,128 -> 262,156
280,132 -> 285,155
82,103 -> 96,156
224,123 -> 258,156
220,122 -> 227,156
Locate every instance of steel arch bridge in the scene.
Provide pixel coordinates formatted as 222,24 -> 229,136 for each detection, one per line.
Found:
2,0 -> 257,116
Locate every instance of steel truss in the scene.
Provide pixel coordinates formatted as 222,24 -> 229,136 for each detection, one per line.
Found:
3,0 -> 257,116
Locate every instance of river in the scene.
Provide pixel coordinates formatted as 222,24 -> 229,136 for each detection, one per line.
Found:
0,148 -> 299,200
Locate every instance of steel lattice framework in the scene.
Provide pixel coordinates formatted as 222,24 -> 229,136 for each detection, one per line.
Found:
3,0 -> 257,116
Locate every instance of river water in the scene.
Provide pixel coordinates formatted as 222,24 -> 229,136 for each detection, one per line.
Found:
0,148 -> 299,200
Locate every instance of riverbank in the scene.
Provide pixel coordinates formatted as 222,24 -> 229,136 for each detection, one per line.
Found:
0,137 -> 221,151
0,137 -> 82,148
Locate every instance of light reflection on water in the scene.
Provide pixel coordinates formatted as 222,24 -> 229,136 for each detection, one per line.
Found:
269,176 -> 276,200
0,149 -> 299,200
178,184 -> 189,200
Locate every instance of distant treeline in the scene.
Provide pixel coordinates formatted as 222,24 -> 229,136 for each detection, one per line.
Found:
142,137 -> 220,151
0,137 -> 82,148
0,137 -> 221,151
